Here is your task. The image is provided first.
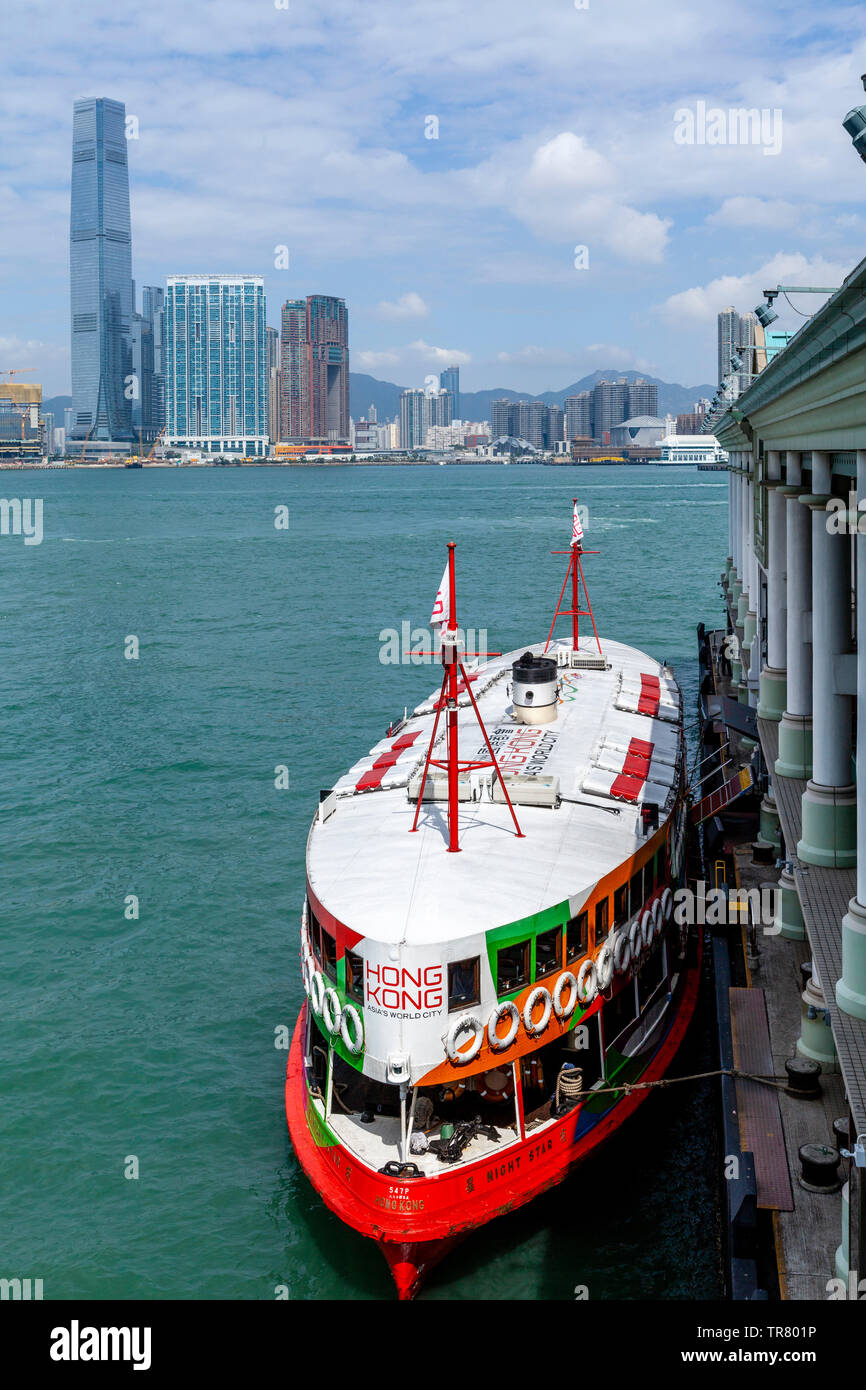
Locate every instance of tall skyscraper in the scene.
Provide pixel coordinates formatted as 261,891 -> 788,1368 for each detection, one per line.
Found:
142,285 -> 165,434
400,388 -> 428,449
591,378 -> 629,443
492,399 -> 517,438
279,295 -> 350,441
266,326 -> 281,444
717,307 -> 739,388
69,97 -> 134,441
164,275 -> 268,455
565,392 -> 592,440
279,299 -> 307,440
307,295 -> 349,441
627,378 -> 658,418
440,365 -> 460,418
518,401 -> 547,448
428,388 -> 453,428
129,308 -> 154,438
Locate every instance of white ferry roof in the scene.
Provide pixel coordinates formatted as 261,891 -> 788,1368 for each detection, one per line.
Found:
307,636 -> 683,946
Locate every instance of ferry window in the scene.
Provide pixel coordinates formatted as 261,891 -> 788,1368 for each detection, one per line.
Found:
566,911 -> 588,962
345,948 -> 364,1000
448,958 -> 480,1011
320,925 -> 338,981
497,941 -> 530,995
629,869 -> 643,917
604,980 -> 638,1046
638,941 -> 666,1005
595,898 -> 609,942
652,852 -> 660,889
536,927 -> 562,978
308,904 -> 323,963
613,884 -> 628,926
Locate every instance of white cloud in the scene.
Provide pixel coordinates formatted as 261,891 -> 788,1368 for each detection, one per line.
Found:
407,340 -> 471,366
657,253 -> 850,324
376,292 -> 429,319
707,196 -> 799,229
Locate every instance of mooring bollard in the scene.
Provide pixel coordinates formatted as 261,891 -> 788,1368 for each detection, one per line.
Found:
784,1055 -> 822,1098
798,1143 -> 843,1193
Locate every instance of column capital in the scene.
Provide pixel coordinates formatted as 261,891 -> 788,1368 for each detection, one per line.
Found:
777,484 -> 805,496
798,493 -> 833,510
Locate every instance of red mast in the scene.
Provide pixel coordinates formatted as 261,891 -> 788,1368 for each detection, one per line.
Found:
410,542 -> 524,852
544,497 -> 603,656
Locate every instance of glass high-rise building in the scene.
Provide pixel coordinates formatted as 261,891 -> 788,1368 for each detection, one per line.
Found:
69,97 -> 134,441
440,365 -> 460,418
279,295 -> 349,442
164,275 -> 268,455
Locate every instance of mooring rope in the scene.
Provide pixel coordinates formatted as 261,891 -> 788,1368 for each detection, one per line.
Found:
583,1067 -> 792,1099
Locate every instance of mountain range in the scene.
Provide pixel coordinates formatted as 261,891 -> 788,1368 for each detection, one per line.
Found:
43,369 -> 715,432
349,370 -> 715,422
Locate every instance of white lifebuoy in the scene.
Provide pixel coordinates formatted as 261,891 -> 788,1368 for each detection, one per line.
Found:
553,971 -> 579,1020
652,898 -> 664,939
310,970 -> 325,1016
446,1014 -> 484,1065
596,939 -> 615,992
523,986 -> 553,1037
640,909 -> 654,951
629,916 -> 644,962
487,1000 -> 520,1051
613,930 -> 632,975
321,986 -> 342,1036
577,958 -> 598,1004
340,1004 -> 364,1054
661,886 -> 673,923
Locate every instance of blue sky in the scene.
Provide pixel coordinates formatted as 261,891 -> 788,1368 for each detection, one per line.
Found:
3,0 -> 866,398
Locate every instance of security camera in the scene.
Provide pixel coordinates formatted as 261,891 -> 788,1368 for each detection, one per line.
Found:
843,103 -> 866,162
755,302 -> 778,328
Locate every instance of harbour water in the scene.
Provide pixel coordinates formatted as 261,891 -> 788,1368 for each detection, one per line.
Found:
2,463 -> 725,1299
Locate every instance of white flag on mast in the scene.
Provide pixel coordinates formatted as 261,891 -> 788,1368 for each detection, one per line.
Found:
431,562 -> 450,626
571,501 -> 584,547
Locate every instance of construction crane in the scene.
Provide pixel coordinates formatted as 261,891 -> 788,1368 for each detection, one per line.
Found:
0,368 -> 36,380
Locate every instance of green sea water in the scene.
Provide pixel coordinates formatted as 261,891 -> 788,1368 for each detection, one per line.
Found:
1,463 -> 726,1300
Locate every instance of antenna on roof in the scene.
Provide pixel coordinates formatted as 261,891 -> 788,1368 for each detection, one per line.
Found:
544,498 -> 603,656
410,542 -> 524,853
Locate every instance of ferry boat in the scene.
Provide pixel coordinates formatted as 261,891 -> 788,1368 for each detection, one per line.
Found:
286,503 -> 700,1299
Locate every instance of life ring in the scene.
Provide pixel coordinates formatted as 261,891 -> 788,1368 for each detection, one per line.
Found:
340,1003 -> 364,1055
652,898 -> 664,939
439,1081 -> 466,1103
661,886 -> 673,923
523,986 -> 553,1037
596,939 -> 614,992
321,986 -> 342,1036
476,1067 -> 515,1103
487,1000 -> 520,1051
577,958 -> 597,1004
446,1014 -> 484,1065
613,930 -> 632,975
629,916 -> 644,963
309,970 -> 325,1016
640,909 -> 654,951
553,971 -> 579,1020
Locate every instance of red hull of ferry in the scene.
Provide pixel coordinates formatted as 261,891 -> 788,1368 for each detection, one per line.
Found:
285,936 -> 703,1299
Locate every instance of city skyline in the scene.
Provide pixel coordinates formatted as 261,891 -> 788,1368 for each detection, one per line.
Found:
4,4 -> 865,401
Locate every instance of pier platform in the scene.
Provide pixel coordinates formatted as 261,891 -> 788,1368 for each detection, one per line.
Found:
702,620 -> 853,1299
